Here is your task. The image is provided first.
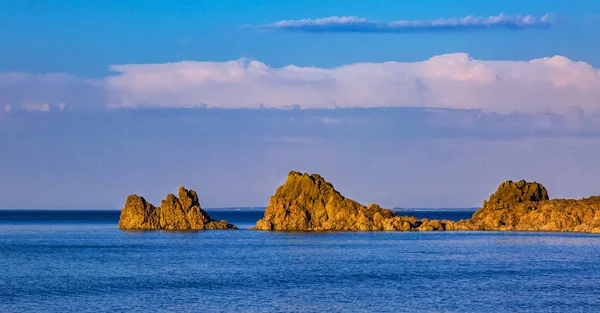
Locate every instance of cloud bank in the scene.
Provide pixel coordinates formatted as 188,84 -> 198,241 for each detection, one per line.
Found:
258,14 -> 555,33
1,53 -> 600,114
105,53 -> 600,113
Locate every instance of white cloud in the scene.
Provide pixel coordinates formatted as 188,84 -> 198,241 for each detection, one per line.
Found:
1,53 -> 600,114
258,14 -> 554,33
104,53 -> 600,113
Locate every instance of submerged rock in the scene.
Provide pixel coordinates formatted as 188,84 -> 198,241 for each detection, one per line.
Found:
252,171 -> 453,231
118,186 -> 237,230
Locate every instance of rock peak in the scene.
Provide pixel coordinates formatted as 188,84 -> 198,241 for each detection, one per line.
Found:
288,170 -> 302,177
177,185 -> 200,210
483,180 -> 549,208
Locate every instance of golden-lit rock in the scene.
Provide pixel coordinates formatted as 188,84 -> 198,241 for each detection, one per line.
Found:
482,180 -> 549,208
252,171 -> 452,231
253,173 -> 600,234
118,186 -> 237,230
462,180 -> 600,232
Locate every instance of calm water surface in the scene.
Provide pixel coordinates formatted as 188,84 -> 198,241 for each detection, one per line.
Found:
1,209 -> 599,312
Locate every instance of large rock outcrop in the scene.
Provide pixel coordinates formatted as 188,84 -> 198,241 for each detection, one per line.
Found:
119,186 -> 237,230
467,180 -> 600,233
253,173 -> 600,233
252,171 -> 454,231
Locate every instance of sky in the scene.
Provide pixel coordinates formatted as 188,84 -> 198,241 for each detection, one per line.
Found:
1,0 -> 600,209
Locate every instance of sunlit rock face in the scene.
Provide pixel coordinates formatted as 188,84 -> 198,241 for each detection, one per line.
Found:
254,173 -> 600,234
482,180 -> 549,208
252,171 -> 453,231
119,186 -> 237,230
471,180 -> 600,233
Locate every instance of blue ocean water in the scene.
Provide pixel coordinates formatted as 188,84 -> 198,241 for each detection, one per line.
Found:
1,209 -> 600,312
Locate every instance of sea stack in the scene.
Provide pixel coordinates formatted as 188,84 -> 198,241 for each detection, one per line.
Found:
118,186 -> 237,230
252,171 -> 453,231
469,180 -> 600,233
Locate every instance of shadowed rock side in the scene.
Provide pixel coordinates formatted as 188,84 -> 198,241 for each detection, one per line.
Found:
119,186 -> 237,230
252,171 -> 454,231
253,172 -> 600,233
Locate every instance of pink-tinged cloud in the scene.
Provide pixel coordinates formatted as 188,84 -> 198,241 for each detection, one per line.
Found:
1,53 -> 599,114
103,53 -> 600,113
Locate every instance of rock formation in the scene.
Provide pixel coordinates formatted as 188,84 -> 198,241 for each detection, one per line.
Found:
119,186 -> 237,230
252,171 -> 454,231
482,180 -> 549,208
253,172 -> 600,233
465,180 -> 600,233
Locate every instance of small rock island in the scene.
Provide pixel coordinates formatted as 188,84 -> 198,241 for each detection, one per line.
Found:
119,186 -> 237,230
253,171 -> 600,233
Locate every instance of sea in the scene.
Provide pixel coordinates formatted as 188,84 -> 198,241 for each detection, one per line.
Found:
1,209 -> 599,313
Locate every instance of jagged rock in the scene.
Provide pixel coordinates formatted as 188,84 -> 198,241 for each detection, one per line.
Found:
118,186 -> 237,230
252,171 -> 452,231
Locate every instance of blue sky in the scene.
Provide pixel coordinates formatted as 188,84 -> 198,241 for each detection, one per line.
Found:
1,0 -> 599,209
1,0 -> 599,76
